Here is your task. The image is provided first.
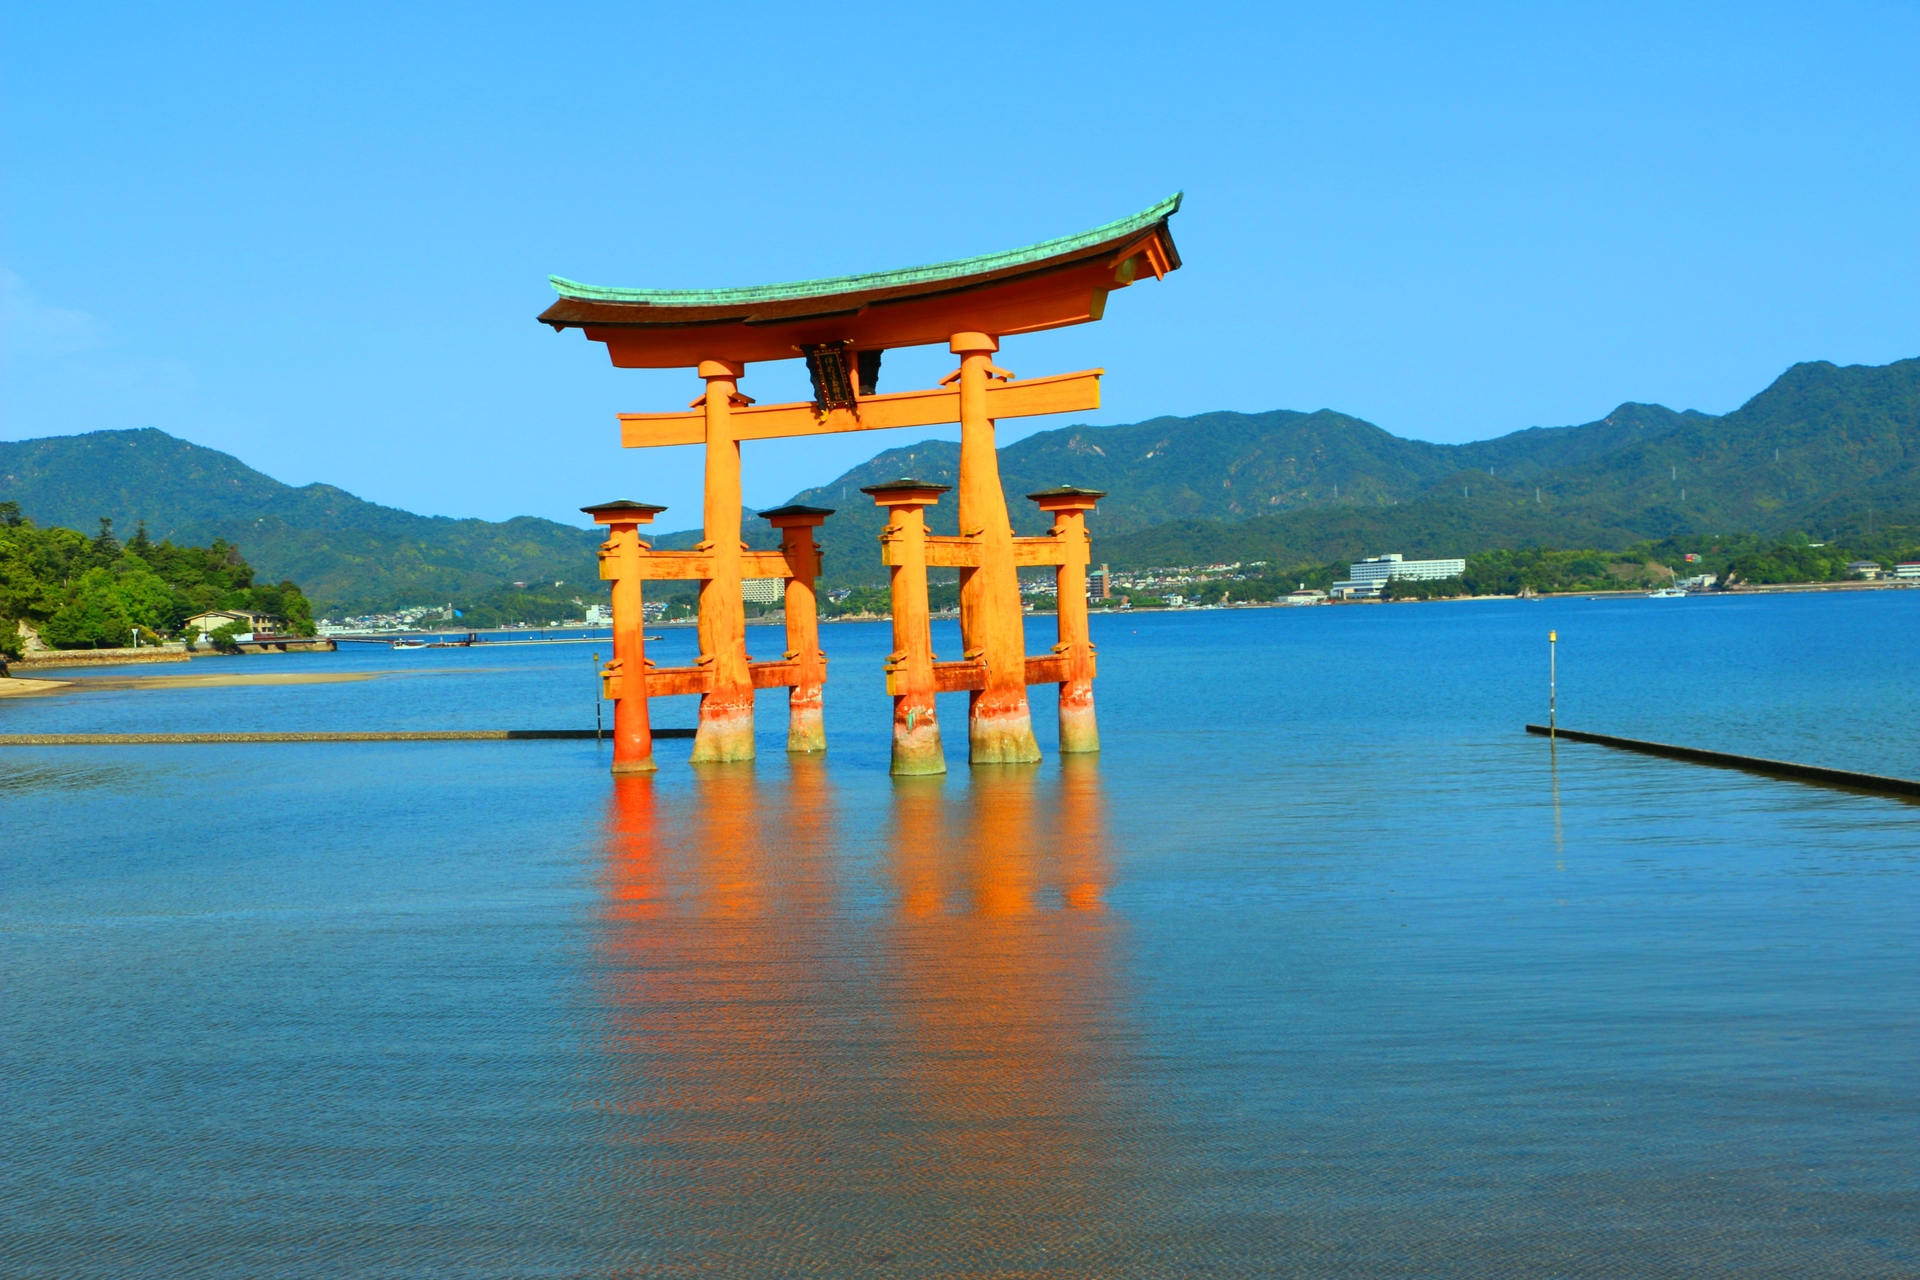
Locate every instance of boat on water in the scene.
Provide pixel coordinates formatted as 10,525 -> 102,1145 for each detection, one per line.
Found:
1648,587 -> 1688,599
392,633 -> 476,650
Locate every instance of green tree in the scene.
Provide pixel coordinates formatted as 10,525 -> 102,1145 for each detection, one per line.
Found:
207,620 -> 247,652
815,586 -> 890,618
1724,544 -> 1850,584
88,516 -> 121,568
102,556 -> 175,631
43,582 -> 133,649
1382,575 -> 1467,600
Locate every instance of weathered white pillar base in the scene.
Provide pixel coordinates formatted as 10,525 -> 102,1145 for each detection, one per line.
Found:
1058,687 -> 1100,755
892,703 -> 947,775
690,695 -> 755,763
969,695 -> 1041,765
787,698 -> 826,755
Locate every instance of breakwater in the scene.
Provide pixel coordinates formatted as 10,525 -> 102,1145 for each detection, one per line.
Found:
1527,723 -> 1920,800
0,728 -> 697,746
13,646 -> 191,668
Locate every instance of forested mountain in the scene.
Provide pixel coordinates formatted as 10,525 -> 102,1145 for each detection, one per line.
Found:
1093,357 -> 1920,570
734,357 -> 1917,580
0,429 -> 600,613
4,356 -> 1913,604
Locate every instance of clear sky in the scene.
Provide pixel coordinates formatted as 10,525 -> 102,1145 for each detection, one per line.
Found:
4,2 -> 1915,532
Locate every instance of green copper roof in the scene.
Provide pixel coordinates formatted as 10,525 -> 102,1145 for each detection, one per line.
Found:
860,477 -> 952,496
549,193 -> 1182,307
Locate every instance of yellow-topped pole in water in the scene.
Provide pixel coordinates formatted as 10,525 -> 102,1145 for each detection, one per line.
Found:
1549,630 -> 1558,741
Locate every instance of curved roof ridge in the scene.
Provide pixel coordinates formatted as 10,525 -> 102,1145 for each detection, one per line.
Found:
549,193 -> 1182,307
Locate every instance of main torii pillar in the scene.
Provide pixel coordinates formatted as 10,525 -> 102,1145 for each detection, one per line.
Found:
540,195 -> 1183,765
691,358 -> 754,762
952,332 -> 1039,763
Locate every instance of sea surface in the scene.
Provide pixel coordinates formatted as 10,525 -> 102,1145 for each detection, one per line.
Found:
4,592 -> 1917,1277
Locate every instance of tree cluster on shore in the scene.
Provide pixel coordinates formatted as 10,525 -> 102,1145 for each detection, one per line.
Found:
0,502 -> 316,658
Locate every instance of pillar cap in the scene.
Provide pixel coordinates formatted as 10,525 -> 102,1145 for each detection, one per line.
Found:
581,499 -> 666,526
1026,484 -> 1105,512
948,332 -> 998,354
697,358 -> 746,379
758,503 -> 834,528
861,477 -> 951,507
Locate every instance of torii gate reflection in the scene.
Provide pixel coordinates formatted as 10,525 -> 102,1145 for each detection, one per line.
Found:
593,761 -> 1126,1271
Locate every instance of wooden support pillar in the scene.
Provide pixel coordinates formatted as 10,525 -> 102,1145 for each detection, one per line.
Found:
692,358 -> 755,763
866,479 -> 950,775
759,503 -> 833,754
1027,486 -> 1102,753
583,499 -> 667,773
950,332 -> 1040,765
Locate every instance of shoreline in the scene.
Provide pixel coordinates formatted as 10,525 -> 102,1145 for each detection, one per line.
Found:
297,574 -> 1920,645
1096,576 -> 1920,614
12,646 -> 193,669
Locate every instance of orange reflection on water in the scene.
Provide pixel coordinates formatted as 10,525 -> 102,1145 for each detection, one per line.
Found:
880,757 -> 1121,1260
593,755 -> 1124,1271
1057,754 -> 1109,913
603,774 -> 666,923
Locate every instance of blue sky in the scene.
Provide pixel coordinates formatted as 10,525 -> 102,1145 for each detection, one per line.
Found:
4,2 -> 1915,532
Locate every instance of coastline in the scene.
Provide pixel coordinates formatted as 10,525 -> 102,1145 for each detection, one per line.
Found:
297,574 -> 1920,641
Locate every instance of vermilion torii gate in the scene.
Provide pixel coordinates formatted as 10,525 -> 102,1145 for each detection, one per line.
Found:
544,195 -> 1182,773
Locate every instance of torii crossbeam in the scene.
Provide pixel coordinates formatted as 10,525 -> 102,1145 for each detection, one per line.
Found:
542,194 -> 1182,771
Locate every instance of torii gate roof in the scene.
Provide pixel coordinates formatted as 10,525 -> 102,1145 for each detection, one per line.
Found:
539,194 -> 1182,368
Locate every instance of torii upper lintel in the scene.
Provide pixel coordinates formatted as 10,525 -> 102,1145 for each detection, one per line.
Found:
538,194 -> 1182,369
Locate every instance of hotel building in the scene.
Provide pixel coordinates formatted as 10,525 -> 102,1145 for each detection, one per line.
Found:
1330,553 -> 1467,600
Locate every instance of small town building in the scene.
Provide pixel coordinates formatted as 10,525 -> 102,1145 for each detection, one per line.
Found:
1286,588 -> 1327,606
1896,562 -> 1920,580
186,609 -> 282,638
1091,563 -> 1112,600
1846,560 -> 1884,580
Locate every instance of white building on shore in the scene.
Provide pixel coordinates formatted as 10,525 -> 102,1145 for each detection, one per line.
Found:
1330,553 -> 1467,600
742,579 -> 784,607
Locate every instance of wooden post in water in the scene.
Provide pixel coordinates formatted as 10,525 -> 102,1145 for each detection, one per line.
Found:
759,504 -> 833,754
693,359 -> 756,763
950,333 -> 1041,765
866,479 -> 950,775
1027,486 -> 1104,754
583,500 -> 667,773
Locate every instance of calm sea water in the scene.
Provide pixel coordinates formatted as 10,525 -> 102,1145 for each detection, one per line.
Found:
4,593 -> 1917,1277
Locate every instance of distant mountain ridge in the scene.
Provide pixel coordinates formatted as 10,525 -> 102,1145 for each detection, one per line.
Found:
1091,357 -> 1920,571
0,429 -> 600,613
4,356 -> 1913,605
760,358 -> 1917,579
